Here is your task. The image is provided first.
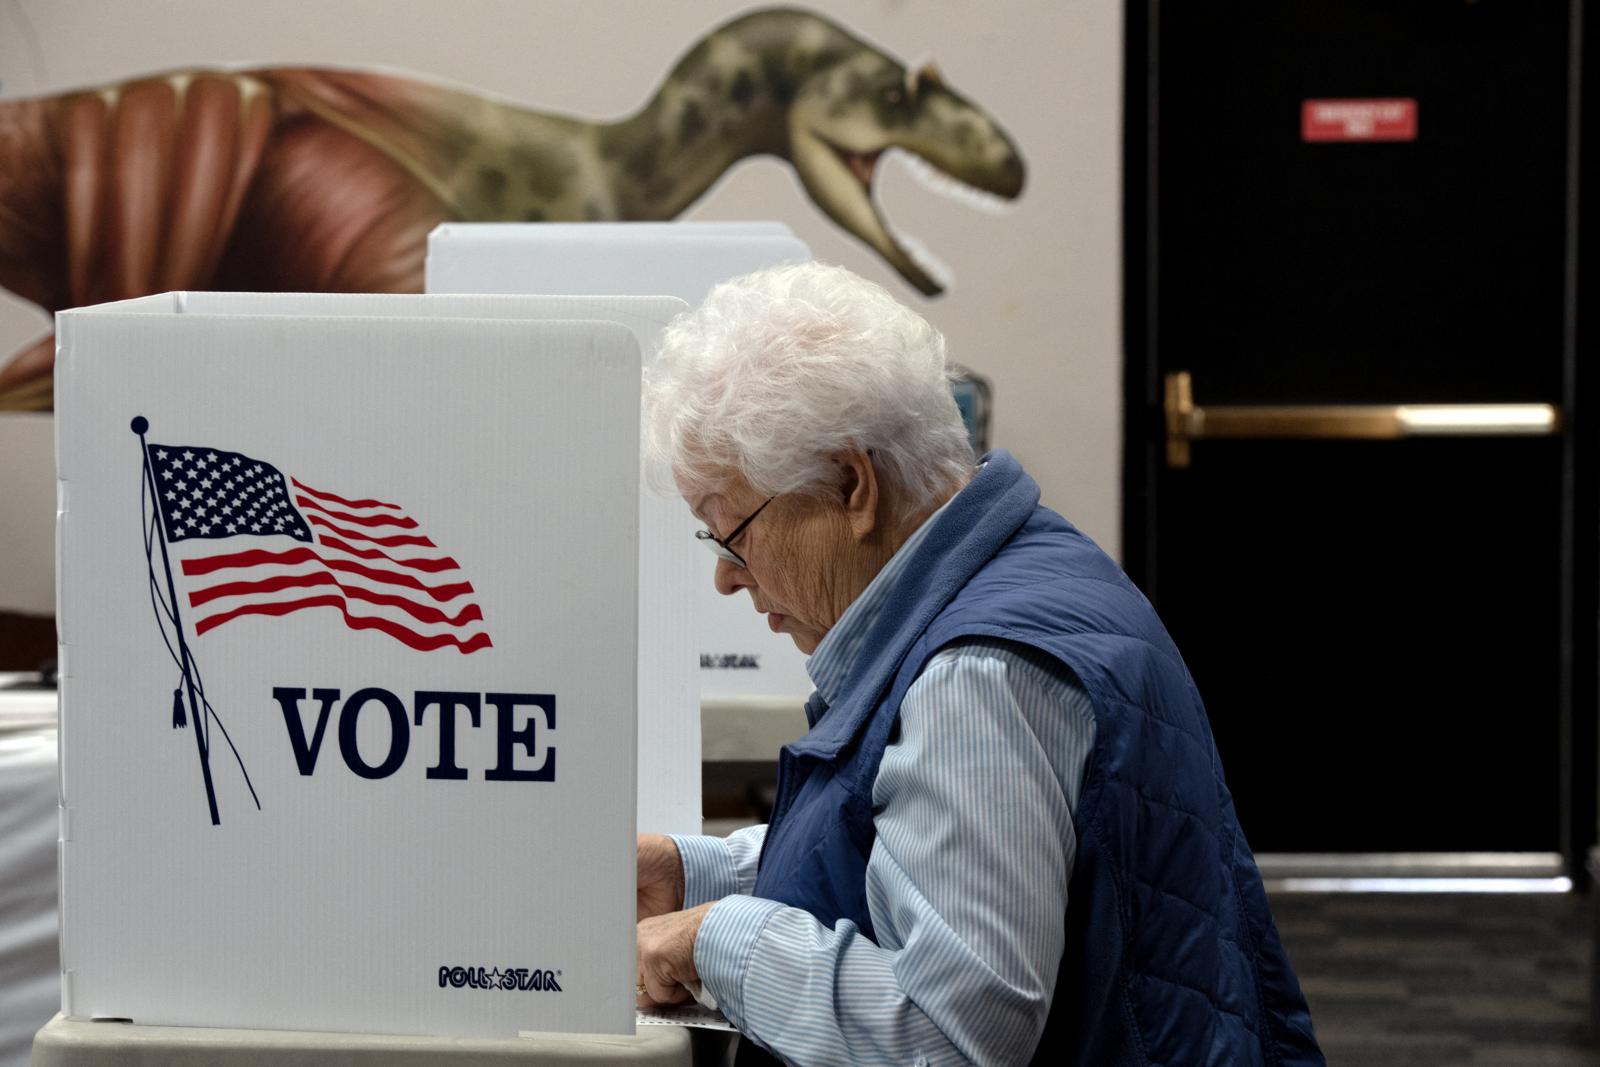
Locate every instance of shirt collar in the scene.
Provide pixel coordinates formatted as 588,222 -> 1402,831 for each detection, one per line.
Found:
804,495 -> 954,708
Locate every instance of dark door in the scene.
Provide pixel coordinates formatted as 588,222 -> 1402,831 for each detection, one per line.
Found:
1124,2 -> 1587,857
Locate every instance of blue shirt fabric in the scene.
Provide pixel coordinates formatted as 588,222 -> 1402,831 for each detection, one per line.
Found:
671,498 -> 1098,1065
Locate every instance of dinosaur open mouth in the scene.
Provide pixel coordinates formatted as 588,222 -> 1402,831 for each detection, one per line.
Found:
833,144 -> 882,188
819,135 -> 1015,295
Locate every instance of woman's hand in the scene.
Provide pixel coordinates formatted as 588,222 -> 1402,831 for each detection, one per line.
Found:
637,833 -> 686,921
636,902 -> 714,1007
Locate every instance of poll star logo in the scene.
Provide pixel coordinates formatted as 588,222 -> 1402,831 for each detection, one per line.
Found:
438,966 -> 563,992
131,416 -> 496,825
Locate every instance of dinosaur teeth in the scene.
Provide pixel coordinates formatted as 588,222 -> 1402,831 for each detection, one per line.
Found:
886,221 -> 954,293
867,148 -> 955,291
896,151 -> 1013,215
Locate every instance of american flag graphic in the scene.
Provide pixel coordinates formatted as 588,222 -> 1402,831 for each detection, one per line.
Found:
145,442 -> 493,654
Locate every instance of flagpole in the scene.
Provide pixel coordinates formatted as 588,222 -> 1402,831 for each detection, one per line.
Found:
133,416 -> 221,826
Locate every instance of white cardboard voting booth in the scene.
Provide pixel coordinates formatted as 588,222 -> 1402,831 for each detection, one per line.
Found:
158,291 -> 704,839
426,222 -> 816,705
56,294 -> 643,1037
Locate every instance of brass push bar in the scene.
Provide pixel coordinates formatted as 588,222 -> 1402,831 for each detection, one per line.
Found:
1164,371 -> 1561,468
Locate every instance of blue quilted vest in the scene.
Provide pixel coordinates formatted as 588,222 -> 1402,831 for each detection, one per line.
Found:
751,451 -> 1322,1065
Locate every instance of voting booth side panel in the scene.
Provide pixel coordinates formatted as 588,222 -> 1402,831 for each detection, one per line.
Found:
54,306 -> 639,1038
424,225 -> 820,706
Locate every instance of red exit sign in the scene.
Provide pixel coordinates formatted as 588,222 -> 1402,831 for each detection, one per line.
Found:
1302,98 -> 1418,142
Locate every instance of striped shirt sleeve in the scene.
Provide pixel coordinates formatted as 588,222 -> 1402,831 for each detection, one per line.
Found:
673,823 -> 769,907
694,641 -> 1096,1065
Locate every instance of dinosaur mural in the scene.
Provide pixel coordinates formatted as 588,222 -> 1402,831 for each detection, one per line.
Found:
0,6 -> 1025,410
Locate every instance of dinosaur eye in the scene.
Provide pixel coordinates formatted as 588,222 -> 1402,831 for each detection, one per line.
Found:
882,85 -> 905,107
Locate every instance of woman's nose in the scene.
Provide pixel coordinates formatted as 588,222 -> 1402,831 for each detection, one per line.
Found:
713,556 -> 750,596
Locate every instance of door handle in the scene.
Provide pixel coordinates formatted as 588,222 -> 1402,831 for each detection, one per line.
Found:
1163,372 -> 1561,468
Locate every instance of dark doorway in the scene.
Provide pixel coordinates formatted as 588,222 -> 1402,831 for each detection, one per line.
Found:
1123,1 -> 1595,865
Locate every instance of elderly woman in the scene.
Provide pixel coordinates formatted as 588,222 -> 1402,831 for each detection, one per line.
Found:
635,263 -> 1322,1066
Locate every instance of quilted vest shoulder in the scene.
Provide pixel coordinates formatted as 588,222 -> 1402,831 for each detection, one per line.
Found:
917,505 -> 1321,1066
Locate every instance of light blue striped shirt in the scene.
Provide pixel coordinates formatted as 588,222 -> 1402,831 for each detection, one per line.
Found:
672,504 -> 1098,1065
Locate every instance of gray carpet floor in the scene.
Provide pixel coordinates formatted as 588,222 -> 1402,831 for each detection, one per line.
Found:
1268,891 -> 1596,1066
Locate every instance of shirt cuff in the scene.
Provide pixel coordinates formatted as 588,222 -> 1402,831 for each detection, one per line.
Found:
669,834 -> 740,908
694,894 -> 784,1029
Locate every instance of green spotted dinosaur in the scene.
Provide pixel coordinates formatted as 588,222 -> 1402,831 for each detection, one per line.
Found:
0,6 -> 1025,409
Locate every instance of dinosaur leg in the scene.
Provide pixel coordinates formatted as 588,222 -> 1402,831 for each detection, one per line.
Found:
0,97 -> 64,412
0,74 -> 274,411
215,115 -> 452,294
0,336 -> 55,411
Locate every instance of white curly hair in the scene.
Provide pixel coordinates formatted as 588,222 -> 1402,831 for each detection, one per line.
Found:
643,262 -> 974,517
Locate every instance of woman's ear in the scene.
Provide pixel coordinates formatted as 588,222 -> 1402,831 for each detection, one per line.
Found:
833,448 -> 879,540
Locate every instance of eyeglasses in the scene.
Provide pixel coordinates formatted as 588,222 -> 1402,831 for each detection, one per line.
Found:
695,496 -> 775,568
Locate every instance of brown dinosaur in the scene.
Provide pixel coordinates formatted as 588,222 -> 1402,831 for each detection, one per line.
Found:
0,6 -> 1024,410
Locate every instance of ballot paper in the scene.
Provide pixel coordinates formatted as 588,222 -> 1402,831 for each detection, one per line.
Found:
634,1004 -> 738,1032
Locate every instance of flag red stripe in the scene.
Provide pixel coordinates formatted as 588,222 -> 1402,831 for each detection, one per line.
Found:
290,478 -> 400,511
182,547 -> 473,602
295,496 -> 417,529
307,513 -> 436,548
188,571 -> 484,627
192,595 -> 492,653
316,534 -> 461,573
188,570 -> 335,606
183,547 -> 317,576
340,615 -> 491,654
193,593 -> 344,635
322,557 -> 472,601
340,583 -> 485,626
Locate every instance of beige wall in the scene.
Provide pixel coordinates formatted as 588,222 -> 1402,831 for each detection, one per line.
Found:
0,0 -> 1122,614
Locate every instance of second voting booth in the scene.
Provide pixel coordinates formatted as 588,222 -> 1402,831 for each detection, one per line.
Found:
427,222 -> 818,707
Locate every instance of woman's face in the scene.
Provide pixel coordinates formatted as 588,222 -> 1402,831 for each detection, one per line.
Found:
685,473 -> 858,656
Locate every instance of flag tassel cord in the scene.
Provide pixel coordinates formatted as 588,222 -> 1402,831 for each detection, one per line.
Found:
135,416 -> 221,826
140,507 -> 259,811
